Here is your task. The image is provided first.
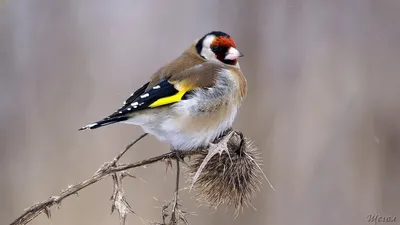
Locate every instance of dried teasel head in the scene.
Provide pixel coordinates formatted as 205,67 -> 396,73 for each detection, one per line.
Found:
186,130 -> 269,216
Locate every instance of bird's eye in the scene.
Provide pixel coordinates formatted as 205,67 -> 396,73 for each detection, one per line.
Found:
211,45 -> 219,52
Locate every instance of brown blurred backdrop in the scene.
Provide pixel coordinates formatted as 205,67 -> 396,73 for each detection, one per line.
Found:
1,0 -> 400,225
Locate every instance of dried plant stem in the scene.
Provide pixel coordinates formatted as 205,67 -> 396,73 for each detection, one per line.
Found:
110,173 -> 134,225
10,134 -> 204,225
113,133 -> 148,163
109,150 -> 203,174
170,159 -> 180,225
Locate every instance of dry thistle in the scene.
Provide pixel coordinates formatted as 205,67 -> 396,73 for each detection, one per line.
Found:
186,130 -> 270,216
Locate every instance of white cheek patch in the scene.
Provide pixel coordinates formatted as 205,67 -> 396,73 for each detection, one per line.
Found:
200,35 -> 217,60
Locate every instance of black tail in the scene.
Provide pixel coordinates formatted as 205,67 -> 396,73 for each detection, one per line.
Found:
79,116 -> 128,130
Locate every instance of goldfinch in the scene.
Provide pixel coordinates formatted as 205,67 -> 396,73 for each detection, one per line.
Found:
79,31 -> 246,150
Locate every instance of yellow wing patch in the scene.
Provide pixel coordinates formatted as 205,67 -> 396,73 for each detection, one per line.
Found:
149,81 -> 193,108
149,90 -> 187,108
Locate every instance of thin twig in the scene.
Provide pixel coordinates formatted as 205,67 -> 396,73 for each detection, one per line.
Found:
113,133 -> 148,164
109,150 -> 204,174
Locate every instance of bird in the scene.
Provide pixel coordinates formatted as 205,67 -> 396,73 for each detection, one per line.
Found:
79,31 -> 246,151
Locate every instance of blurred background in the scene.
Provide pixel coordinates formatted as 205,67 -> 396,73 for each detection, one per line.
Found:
1,0 -> 400,225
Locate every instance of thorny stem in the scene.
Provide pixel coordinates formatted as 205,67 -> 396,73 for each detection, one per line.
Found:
170,159 -> 180,225
110,150 -> 204,174
110,173 -> 135,225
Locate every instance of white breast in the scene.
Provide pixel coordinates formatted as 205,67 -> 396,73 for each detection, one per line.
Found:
161,103 -> 238,150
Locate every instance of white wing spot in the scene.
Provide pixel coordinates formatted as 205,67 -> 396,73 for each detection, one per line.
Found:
131,102 -> 138,106
140,93 -> 149,98
127,107 -> 131,111
139,103 -> 144,106
119,111 -> 123,114
133,105 -> 137,108
153,85 -> 161,89
88,123 -> 97,128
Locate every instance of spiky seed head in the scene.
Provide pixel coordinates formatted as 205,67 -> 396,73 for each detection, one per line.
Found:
186,131 -> 263,216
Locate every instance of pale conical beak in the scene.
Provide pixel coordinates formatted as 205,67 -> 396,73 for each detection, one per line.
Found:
224,47 -> 244,60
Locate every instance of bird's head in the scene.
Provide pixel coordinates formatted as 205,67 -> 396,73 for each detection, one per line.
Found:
195,31 -> 244,66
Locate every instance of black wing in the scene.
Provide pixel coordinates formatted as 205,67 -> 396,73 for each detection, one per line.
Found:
109,79 -> 179,117
79,79 -> 180,130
